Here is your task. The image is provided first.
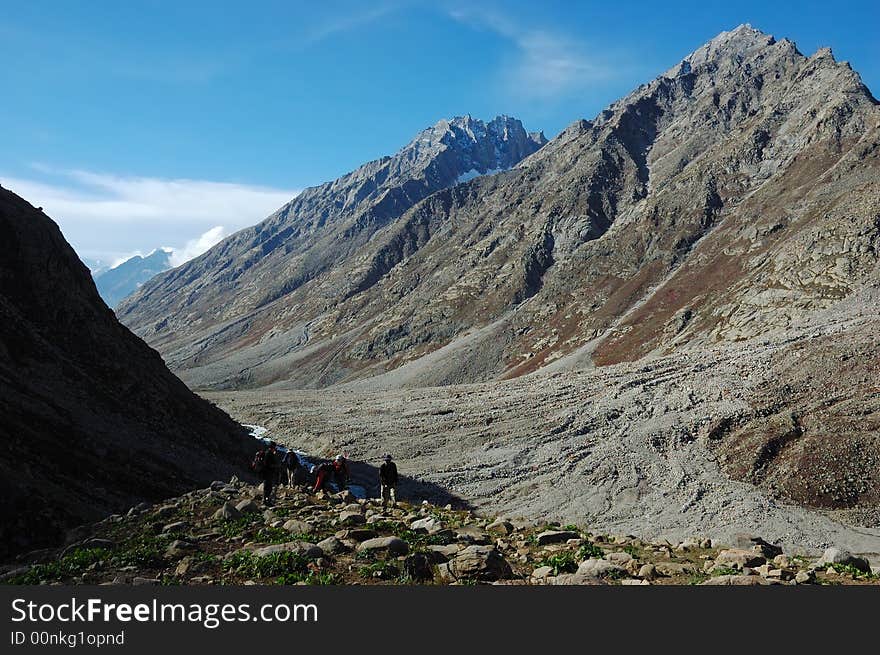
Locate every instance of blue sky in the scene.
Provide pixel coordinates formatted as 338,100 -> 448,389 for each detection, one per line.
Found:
1,0 -> 877,266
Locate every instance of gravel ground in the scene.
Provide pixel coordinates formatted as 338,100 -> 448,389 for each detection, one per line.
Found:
204,325 -> 880,557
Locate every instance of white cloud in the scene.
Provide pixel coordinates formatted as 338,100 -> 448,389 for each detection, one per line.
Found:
168,226 -> 226,267
1,166 -> 299,266
449,9 -> 614,98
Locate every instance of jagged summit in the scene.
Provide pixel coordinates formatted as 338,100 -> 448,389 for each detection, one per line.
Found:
404,114 -> 546,173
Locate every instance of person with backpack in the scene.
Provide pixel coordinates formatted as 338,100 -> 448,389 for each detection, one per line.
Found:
312,460 -> 335,494
252,442 -> 281,506
281,449 -> 301,487
332,454 -> 349,490
379,454 -> 398,510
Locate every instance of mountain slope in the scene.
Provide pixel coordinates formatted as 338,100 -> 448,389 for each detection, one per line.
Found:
120,26 -> 879,393
117,115 -> 546,380
94,249 -> 172,309
0,187 -> 255,559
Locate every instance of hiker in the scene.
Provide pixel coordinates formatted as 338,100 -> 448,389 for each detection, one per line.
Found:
281,449 -> 301,486
332,454 -> 350,491
252,441 -> 281,506
312,460 -> 335,493
379,454 -> 398,509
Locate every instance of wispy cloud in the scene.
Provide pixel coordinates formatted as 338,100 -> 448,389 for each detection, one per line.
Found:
302,3 -> 400,46
1,166 -> 299,267
449,8 -> 615,99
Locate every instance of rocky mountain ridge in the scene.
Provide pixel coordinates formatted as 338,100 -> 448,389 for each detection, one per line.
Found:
119,25 -> 878,395
0,187 -> 256,560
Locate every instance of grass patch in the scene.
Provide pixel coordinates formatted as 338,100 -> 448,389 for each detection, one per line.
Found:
576,543 -> 604,560
828,562 -> 875,579
222,550 -> 311,580
539,551 -> 579,575
8,548 -> 109,585
255,526 -> 293,544
215,515 -> 262,539
358,560 -> 400,581
112,534 -> 169,569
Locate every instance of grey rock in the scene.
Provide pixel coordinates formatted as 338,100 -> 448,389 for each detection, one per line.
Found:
577,558 -> 626,578
447,545 -> 513,582
316,537 -> 348,555
536,530 -> 580,546
251,541 -> 323,559
338,511 -> 366,526
235,499 -> 260,514
283,519 -> 313,535
213,502 -> 241,521
357,537 -> 409,556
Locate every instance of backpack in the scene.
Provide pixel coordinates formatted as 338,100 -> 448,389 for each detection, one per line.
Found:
252,449 -> 267,475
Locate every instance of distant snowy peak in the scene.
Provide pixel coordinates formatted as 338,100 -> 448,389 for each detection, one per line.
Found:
94,248 -> 173,309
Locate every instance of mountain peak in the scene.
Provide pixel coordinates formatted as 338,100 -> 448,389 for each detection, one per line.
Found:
661,24 -> 778,79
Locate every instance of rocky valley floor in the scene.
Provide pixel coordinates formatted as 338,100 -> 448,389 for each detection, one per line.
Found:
2,479 -> 877,586
202,306 -> 880,559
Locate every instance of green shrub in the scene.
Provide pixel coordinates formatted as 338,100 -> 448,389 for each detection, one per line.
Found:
576,543 -> 604,560
540,551 -> 578,575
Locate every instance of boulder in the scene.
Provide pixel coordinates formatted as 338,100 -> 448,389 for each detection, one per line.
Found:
447,545 -> 513,582
486,518 -> 514,535
454,525 -> 491,545
638,563 -> 657,580
426,544 -> 461,563
536,530 -> 579,546
316,537 -> 348,555
730,534 -> 783,558
252,541 -> 323,559
715,549 -> 766,569
772,554 -> 791,568
605,551 -> 634,564
795,570 -> 815,584
213,502 -> 241,521
152,506 -> 177,521
410,517 -> 443,533
577,558 -> 626,579
813,548 -> 871,573
357,537 -> 409,556
336,528 -> 377,542
531,566 -> 553,580
165,540 -> 196,558
283,519 -> 313,535
161,521 -> 190,534
235,499 -> 261,514
338,511 -> 366,526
